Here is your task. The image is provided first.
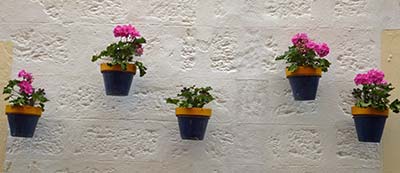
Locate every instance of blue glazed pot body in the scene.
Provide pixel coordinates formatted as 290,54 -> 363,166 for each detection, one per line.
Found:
288,76 -> 320,100
177,116 -> 210,140
353,115 -> 387,143
7,114 -> 40,138
102,71 -> 134,96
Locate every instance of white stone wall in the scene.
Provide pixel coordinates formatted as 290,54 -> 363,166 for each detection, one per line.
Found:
1,0 -> 399,172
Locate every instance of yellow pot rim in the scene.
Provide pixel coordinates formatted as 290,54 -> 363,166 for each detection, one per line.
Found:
5,105 -> 42,117
351,106 -> 389,117
175,107 -> 212,117
285,66 -> 322,77
100,63 -> 136,74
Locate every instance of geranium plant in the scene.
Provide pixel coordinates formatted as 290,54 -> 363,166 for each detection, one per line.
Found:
92,24 -> 147,76
3,70 -> 48,110
275,33 -> 331,72
166,86 -> 215,108
352,69 -> 400,112
166,85 -> 215,140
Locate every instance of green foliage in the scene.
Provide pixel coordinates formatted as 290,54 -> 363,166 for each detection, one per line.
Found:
390,99 -> 400,113
92,37 -> 147,76
166,85 -> 215,108
275,46 -> 331,72
3,80 -> 49,111
135,61 -> 147,77
352,83 -> 400,113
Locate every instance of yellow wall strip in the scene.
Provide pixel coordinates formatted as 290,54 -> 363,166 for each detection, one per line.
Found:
382,30 -> 400,173
0,41 -> 13,171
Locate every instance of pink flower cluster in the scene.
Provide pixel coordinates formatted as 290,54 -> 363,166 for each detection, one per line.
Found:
17,70 -> 34,95
315,43 -> 329,57
291,33 -> 330,57
291,33 -> 309,46
354,69 -> 387,86
113,24 -> 141,38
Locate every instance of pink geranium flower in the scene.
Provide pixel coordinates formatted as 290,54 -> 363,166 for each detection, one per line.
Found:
305,41 -> 317,50
291,33 -> 309,46
315,43 -> 330,57
354,69 -> 387,86
18,70 -> 33,83
367,69 -> 385,84
354,73 -> 370,85
113,24 -> 141,38
380,80 -> 388,85
18,80 -> 33,95
113,25 -> 124,37
126,24 -> 141,38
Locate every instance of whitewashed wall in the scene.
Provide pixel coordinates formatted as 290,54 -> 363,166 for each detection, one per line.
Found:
1,0 -> 399,172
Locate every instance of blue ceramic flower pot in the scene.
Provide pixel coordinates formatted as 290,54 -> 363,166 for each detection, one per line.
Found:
100,63 -> 136,96
178,116 -> 210,140
102,71 -> 134,96
285,67 -> 322,101
5,105 -> 42,138
353,116 -> 387,143
351,106 -> 388,143
175,108 -> 212,140
7,114 -> 40,138
288,76 -> 320,100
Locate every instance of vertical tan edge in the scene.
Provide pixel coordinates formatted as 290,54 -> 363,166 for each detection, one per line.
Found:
0,41 -> 12,172
382,30 -> 400,173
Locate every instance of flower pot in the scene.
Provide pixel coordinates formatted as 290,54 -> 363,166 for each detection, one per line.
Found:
100,63 -> 136,96
352,106 -> 388,143
176,108 -> 212,140
286,66 -> 322,101
5,105 -> 42,138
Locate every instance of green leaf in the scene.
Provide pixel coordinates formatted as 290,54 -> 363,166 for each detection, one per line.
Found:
390,99 -> 400,113
166,98 -> 179,105
92,55 -> 100,62
3,87 -> 11,94
135,61 -> 147,77
275,55 -> 285,60
134,37 -> 146,44
121,63 -> 127,71
39,103 -> 45,111
288,64 -> 298,72
360,101 -> 371,107
166,86 -> 215,108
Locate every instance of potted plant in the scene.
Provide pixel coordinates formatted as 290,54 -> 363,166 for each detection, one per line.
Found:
166,86 -> 215,140
275,33 -> 331,100
2,70 -> 49,138
352,69 -> 400,143
92,24 -> 147,96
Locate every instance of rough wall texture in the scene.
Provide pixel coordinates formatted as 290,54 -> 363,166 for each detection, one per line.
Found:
0,0 -> 399,172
